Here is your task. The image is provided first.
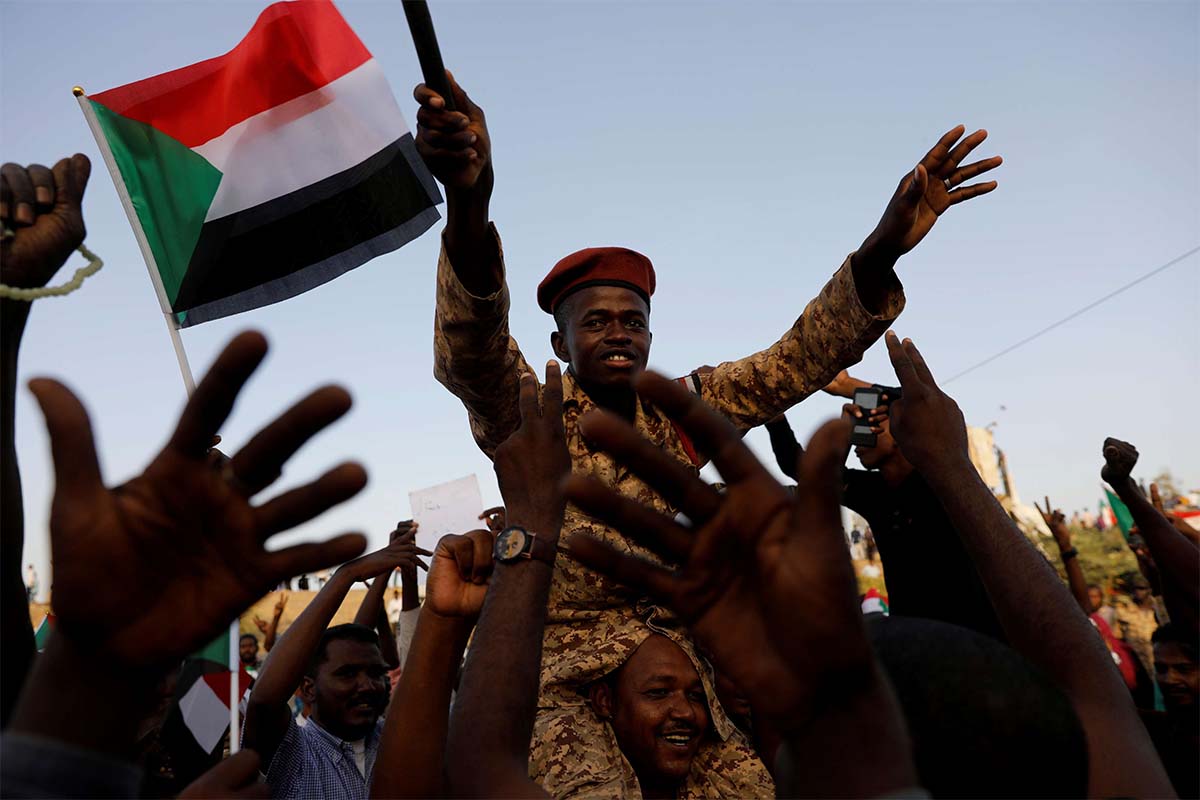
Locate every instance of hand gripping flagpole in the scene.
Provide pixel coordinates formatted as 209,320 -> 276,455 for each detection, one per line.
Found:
75,86 -> 241,752
402,0 -> 456,110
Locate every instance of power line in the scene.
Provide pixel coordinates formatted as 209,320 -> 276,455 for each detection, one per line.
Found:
943,245 -> 1200,385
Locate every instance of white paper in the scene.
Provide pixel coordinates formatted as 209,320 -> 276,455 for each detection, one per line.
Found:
409,474 -> 485,556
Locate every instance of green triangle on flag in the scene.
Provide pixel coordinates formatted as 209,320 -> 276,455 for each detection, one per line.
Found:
88,99 -> 222,305
192,630 -> 230,666
77,0 -> 442,329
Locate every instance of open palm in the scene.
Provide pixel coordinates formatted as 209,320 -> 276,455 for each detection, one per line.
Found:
34,331 -> 368,667
565,372 -> 871,726
866,126 -> 1002,258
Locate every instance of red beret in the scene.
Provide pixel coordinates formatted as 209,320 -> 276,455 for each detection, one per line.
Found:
537,247 -> 656,314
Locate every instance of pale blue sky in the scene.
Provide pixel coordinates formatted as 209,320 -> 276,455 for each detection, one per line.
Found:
3,1 -> 1197,591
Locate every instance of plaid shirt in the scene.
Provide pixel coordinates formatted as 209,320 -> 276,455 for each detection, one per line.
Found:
264,716 -> 383,800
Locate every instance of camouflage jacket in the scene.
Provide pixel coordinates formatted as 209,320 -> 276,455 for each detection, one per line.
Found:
433,225 -> 904,737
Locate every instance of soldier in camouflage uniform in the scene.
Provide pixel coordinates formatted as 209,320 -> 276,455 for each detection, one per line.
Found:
415,70 -> 1000,797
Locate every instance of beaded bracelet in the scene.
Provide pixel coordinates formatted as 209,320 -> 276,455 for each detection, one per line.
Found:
0,232 -> 103,301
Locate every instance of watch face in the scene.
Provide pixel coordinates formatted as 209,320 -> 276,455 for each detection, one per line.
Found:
497,529 -> 527,560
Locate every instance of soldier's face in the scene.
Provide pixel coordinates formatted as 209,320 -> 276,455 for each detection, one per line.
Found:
594,635 -> 709,789
551,286 -> 651,391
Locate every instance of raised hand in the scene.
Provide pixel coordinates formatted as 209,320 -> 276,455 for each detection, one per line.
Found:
1036,496 -> 1074,554
1101,441 -> 1198,634
479,505 -> 506,533
1,155 -> 90,291
563,371 -> 870,728
32,331 -> 370,667
253,616 -> 269,634
821,369 -> 856,398
424,530 -> 495,620
388,519 -> 429,572
861,126 -> 1001,262
1150,483 -> 1166,515
882,331 -> 970,475
413,70 -> 492,193
842,401 -> 889,435
274,590 -> 289,615
1101,438 -> 1139,488
392,519 -> 418,541
343,532 -> 431,583
1036,496 -> 1068,534
493,362 -> 570,536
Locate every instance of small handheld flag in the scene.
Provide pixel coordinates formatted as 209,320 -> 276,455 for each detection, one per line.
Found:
1103,487 -> 1135,539
78,0 -> 442,329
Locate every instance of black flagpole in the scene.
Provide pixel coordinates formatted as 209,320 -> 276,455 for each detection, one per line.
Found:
403,0 -> 456,111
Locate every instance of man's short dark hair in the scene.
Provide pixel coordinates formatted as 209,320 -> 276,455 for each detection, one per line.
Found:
305,623 -> 380,678
1153,622 -> 1198,660
240,633 -> 258,644
867,616 -> 1088,798
553,293 -> 579,334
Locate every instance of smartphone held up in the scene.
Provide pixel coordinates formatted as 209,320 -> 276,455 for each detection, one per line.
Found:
850,387 -> 882,448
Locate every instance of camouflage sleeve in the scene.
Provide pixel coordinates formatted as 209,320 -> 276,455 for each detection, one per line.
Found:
432,224 -> 532,459
698,255 -> 904,432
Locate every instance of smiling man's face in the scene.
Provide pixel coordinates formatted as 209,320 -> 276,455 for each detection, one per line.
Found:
591,635 -> 709,793
551,285 -> 651,393
304,638 -> 390,741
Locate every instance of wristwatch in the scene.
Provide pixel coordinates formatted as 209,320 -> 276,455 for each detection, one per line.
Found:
494,525 -> 557,566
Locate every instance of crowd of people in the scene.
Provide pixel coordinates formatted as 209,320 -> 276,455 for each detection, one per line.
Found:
1,69 -> 1196,800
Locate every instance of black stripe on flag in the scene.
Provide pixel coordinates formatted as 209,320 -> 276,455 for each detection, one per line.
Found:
174,133 -> 441,327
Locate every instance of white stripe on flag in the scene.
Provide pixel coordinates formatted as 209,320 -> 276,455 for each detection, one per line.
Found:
193,59 -> 410,222
179,675 -> 230,753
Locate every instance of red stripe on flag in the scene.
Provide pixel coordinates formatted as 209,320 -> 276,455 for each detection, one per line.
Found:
201,668 -> 254,707
90,0 -> 370,148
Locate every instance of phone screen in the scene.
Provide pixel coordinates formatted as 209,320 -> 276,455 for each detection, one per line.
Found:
854,389 -> 880,410
851,388 -> 882,447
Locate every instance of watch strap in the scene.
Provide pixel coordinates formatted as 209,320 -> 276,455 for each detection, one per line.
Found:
526,532 -> 557,566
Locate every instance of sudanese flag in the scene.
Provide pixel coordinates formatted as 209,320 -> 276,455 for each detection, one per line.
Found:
172,633 -> 254,756
80,0 -> 441,327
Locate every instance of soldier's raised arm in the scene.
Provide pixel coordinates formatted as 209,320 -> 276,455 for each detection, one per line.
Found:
414,70 -> 498,296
